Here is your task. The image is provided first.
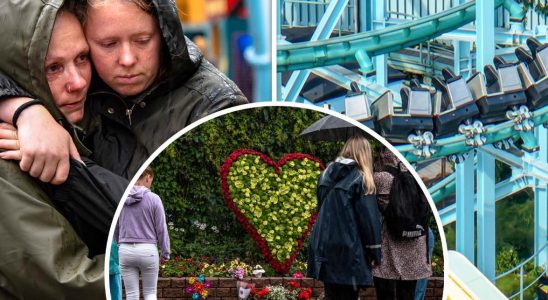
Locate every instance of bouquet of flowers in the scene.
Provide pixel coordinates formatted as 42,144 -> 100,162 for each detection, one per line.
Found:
228,265 -> 247,280
252,265 -> 266,278
238,281 -> 256,300
185,275 -> 211,299
249,273 -> 312,300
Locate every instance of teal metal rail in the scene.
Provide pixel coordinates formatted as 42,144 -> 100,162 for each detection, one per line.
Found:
437,174 -> 533,225
278,0 -> 524,71
495,242 -> 548,300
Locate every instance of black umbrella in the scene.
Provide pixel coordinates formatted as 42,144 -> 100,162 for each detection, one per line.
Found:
300,114 -> 374,141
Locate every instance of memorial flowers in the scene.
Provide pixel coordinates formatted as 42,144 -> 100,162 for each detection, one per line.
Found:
221,149 -> 324,273
185,275 -> 211,299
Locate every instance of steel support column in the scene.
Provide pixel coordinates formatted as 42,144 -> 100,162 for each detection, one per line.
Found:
373,0 -> 387,86
453,41 -> 471,78
477,150 -> 496,280
456,152 -> 476,262
454,0 -> 471,78
534,125 -> 548,267
358,0 -> 371,32
283,0 -> 349,101
476,0 -> 495,70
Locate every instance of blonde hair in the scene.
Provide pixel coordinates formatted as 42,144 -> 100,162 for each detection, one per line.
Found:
339,136 -> 376,195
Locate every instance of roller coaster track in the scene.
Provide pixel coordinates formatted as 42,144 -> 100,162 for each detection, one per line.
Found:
278,0 -> 523,72
394,105 -> 547,163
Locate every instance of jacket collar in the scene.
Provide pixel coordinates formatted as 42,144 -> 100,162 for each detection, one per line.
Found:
335,157 -> 357,165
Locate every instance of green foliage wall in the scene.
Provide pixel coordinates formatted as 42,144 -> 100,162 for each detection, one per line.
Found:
151,107 -> 364,262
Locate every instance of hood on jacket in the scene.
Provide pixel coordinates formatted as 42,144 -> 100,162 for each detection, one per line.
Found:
154,0 -> 201,83
90,0 -> 202,100
126,185 -> 149,205
0,0 -> 65,121
321,157 -> 358,183
0,0 -> 202,117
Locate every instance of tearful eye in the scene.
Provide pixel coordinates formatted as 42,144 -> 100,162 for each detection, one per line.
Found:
46,64 -> 61,74
76,54 -> 89,64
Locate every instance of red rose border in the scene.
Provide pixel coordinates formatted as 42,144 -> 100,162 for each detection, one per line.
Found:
220,149 -> 325,273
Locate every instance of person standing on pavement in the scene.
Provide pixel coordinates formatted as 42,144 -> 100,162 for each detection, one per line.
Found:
307,136 -> 382,300
372,147 -> 432,300
116,166 -> 170,300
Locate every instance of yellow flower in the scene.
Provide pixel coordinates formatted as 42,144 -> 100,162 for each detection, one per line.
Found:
188,277 -> 196,284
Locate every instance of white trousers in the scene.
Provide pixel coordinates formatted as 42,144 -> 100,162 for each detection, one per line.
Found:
119,243 -> 159,300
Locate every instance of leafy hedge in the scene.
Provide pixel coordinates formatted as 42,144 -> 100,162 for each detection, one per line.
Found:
151,107 -> 348,263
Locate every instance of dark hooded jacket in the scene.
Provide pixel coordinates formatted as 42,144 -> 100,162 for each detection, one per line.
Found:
72,0 -> 248,178
45,157 -> 127,257
307,158 -> 382,287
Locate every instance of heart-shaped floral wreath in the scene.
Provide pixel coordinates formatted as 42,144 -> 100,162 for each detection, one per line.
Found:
220,149 -> 324,273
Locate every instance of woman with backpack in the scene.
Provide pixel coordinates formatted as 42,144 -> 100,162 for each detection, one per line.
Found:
372,147 -> 432,300
307,136 -> 382,300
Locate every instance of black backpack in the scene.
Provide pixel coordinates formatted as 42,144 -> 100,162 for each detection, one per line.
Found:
383,163 -> 430,239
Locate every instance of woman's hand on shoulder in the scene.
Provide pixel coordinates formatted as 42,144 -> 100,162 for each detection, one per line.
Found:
0,97 -> 82,184
0,122 -> 21,161
15,103 -> 81,184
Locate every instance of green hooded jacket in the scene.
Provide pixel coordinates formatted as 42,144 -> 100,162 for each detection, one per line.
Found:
0,0 -> 248,179
0,0 -> 105,298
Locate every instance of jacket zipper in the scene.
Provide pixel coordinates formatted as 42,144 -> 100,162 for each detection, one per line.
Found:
90,79 -> 164,127
126,103 -> 138,126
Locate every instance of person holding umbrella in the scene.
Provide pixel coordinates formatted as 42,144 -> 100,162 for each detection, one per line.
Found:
307,135 -> 382,300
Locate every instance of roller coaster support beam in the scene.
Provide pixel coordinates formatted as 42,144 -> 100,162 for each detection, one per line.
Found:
373,0 -> 387,86
439,175 -> 532,225
358,0 -> 372,32
534,126 -> 547,267
477,0 -> 495,70
454,0 -> 471,78
477,150 -> 496,280
455,152 -> 476,263
479,145 -> 548,183
282,0 -> 349,101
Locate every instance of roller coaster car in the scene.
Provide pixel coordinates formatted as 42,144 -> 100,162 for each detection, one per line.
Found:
515,37 -> 548,109
344,82 -> 375,129
431,69 -> 480,137
466,57 -> 528,124
371,80 -> 434,143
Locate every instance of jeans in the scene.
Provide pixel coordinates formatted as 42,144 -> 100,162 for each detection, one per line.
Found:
119,243 -> 159,300
414,228 -> 435,300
